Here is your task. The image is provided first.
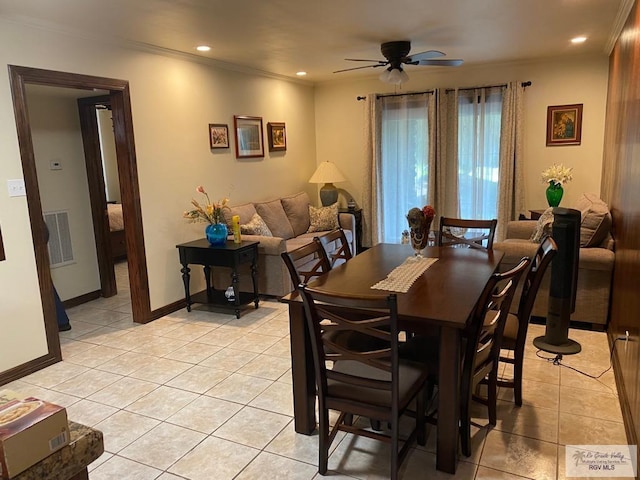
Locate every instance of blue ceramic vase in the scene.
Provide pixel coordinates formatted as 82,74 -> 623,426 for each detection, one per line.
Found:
205,223 -> 228,246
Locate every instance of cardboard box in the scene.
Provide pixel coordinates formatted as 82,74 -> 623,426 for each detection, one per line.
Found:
0,390 -> 70,479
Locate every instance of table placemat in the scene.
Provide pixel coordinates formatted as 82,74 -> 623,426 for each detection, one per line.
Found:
370,256 -> 438,293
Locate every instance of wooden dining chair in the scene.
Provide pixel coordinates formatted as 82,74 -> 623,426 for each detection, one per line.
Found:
299,286 -> 429,480
400,256 -> 529,457
437,217 -> 498,250
498,236 -> 557,406
317,228 -> 353,268
281,239 -> 332,287
458,257 -> 529,455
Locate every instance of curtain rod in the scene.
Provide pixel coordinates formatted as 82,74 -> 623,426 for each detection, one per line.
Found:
445,81 -> 532,94
356,81 -> 531,101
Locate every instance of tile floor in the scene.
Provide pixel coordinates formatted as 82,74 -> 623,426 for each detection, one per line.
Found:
5,261 -> 628,479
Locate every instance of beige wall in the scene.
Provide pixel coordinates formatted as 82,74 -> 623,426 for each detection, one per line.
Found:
0,19 -> 317,373
28,88 -> 102,301
314,55 -> 609,217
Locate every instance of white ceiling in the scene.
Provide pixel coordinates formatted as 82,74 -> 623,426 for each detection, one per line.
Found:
0,0 -> 630,83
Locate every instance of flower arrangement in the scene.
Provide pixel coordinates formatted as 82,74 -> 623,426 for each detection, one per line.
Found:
183,186 -> 229,225
406,205 -> 436,255
541,163 -> 573,186
407,205 -> 435,230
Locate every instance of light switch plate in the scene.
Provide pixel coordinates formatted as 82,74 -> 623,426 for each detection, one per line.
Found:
7,179 -> 26,197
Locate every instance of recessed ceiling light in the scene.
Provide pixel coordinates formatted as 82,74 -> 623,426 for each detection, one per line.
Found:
196,45 -> 211,52
571,36 -> 587,44
296,71 -> 307,76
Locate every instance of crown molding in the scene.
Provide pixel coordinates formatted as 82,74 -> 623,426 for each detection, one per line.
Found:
605,0 -> 635,54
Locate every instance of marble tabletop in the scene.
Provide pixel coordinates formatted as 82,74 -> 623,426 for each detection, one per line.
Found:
13,421 -> 104,480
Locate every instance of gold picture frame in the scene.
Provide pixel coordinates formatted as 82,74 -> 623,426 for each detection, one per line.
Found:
267,122 -> 286,152
546,104 -> 583,146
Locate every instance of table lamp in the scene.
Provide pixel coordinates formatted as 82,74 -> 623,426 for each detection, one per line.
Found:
308,161 -> 346,206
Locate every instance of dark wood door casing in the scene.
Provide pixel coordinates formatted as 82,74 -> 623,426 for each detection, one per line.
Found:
2,65 -> 152,386
77,95 -> 117,299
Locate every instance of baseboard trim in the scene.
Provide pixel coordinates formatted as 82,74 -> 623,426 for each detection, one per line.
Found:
62,290 -> 101,309
609,331 -> 637,448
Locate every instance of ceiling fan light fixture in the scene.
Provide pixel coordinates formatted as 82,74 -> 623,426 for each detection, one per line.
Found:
380,67 -> 408,85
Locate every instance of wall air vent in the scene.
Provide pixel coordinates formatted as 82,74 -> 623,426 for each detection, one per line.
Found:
44,210 -> 74,267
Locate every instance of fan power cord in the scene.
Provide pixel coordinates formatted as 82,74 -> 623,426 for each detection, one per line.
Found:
535,335 -> 626,381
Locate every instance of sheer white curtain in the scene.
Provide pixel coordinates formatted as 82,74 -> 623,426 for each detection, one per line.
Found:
378,93 -> 432,243
456,87 -> 503,221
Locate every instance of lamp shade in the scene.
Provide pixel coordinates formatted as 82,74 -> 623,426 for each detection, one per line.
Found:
308,161 -> 346,184
309,162 -> 346,206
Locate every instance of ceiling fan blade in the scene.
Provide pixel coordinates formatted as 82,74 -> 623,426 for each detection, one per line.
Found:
417,59 -> 464,67
333,64 -> 387,73
405,50 -> 445,62
345,58 -> 388,64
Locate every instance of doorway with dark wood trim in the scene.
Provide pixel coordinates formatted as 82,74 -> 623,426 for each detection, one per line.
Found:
2,65 -> 152,385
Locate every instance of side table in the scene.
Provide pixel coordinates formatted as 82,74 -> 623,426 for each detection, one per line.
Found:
14,421 -> 103,480
176,239 -> 259,318
529,209 -> 546,220
339,207 -> 363,254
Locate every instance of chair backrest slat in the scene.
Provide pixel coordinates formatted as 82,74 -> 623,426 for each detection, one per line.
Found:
318,228 -> 353,268
463,257 -> 530,389
437,217 -> 498,250
281,239 -> 331,290
300,287 -> 398,397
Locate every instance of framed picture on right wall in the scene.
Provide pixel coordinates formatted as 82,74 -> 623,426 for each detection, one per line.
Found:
546,104 -> 583,146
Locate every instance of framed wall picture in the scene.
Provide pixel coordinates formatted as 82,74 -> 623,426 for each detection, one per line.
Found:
267,122 -> 286,152
546,104 -> 583,146
234,115 -> 264,158
209,123 -> 229,149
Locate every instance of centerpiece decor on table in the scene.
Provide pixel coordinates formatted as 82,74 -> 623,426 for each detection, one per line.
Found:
541,163 -> 573,207
406,205 -> 436,257
183,186 -> 229,245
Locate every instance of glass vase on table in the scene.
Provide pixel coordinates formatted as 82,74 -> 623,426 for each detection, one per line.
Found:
409,224 -> 430,258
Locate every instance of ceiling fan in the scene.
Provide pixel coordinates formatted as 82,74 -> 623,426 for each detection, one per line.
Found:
334,40 -> 463,85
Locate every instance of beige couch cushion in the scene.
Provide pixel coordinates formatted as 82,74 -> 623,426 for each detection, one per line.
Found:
223,202 -> 257,226
255,199 -> 295,239
281,192 -> 311,236
573,193 -> 612,247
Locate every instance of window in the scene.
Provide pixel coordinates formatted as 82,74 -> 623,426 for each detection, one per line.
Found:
379,94 -> 430,243
457,89 -> 503,219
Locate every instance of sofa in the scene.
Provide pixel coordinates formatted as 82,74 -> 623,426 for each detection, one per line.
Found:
493,194 -> 615,328
213,192 -> 355,297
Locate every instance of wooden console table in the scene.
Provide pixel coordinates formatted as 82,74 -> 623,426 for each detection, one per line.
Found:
14,421 -> 103,480
176,239 -> 260,318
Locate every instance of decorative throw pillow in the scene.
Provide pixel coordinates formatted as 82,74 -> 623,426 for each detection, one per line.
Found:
307,202 -> 339,233
240,213 -> 273,237
573,193 -> 612,247
530,207 -> 554,243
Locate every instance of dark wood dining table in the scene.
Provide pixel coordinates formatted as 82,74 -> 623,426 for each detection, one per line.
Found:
280,242 -> 504,474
